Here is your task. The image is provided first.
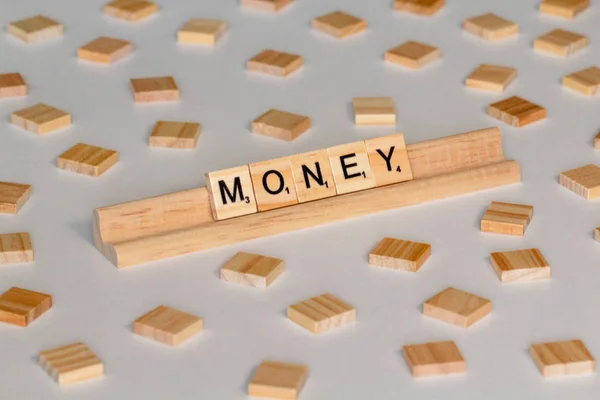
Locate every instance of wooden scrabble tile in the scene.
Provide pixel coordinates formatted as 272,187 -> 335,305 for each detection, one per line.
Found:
560,164 -> 600,199
385,41 -> 441,70
104,0 -> 158,21
11,103 -> 71,135
247,50 -> 303,78
290,150 -> 337,203
312,11 -> 367,39
353,97 -> 395,126
0,287 -> 52,327
562,67 -> 600,96
487,96 -> 546,127
365,134 -> 413,187
250,157 -> 298,212
530,339 -> 595,377
596,227 -> 600,242
327,141 -> 375,195
130,76 -> 179,102
0,233 -> 33,265
534,29 -> 588,57
78,37 -> 133,64
7,16 -> 63,44
57,143 -> 119,177
0,182 -> 31,215
423,287 -> 491,328
462,13 -> 518,42
133,305 -> 203,346
369,237 -> 430,272
252,109 -> 310,141
393,0 -> 444,16
0,73 -> 27,98
287,293 -> 355,334
241,0 -> 292,12
490,248 -> 550,283
402,341 -> 466,377
205,165 -> 258,220
466,64 -> 516,93
149,121 -> 201,149
595,133 -> 600,149
248,361 -> 308,400
178,18 -> 227,45
481,201 -> 533,236
38,343 -> 104,386
540,0 -> 589,19
220,252 -> 284,288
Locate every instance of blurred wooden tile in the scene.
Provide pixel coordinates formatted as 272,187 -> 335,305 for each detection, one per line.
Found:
130,76 -> 179,102
530,339 -> 595,377
365,134 -> 413,186
7,16 -> 63,44
402,341 -> 466,377
595,132 -> 600,149
133,305 -> 203,346
78,37 -> 133,64
393,0 -> 444,16
247,49 -> 303,77
327,141 -> 375,195
534,29 -> 588,57
0,182 -> 31,215
241,0 -> 292,12
487,96 -> 546,127
0,287 -> 52,327
481,201 -> 533,236
287,293 -> 355,334
149,121 -> 201,149
540,0 -> 589,19
466,64 -> 516,93
104,0 -> 157,21
250,157 -> 298,211
178,18 -> 226,45
248,360 -> 308,400
353,97 -> 395,126
11,103 -> 71,134
423,287 -> 491,328
252,109 -> 310,141
39,342 -> 104,386
220,251 -> 284,288
596,227 -> 600,242
560,164 -> 600,199
290,149 -> 337,203
0,233 -> 33,265
312,11 -> 366,39
57,143 -> 118,177
0,73 -> 26,98
385,41 -> 441,70
369,237 -> 430,272
490,248 -> 550,283
562,67 -> 600,96
205,165 -> 258,220
463,13 -> 518,41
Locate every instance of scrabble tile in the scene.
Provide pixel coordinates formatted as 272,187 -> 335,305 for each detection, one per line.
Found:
149,121 -> 201,149
38,343 -> 104,386
130,76 -> 179,102
57,143 -> 119,177
7,16 -> 63,44
252,109 -> 310,141
327,141 -> 375,195
249,157 -> 298,212
0,182 -> 31,215
352,97 -> 396,126
205,165 -> 258,220
241,0 -> 292,12
423,287 -> 491,328
560,164 -> 600,199
594,132 -> 600,149
534,29 -> 588,57
540,0 -> 589,19
365,134 -> 413,186
596,227 -> 600,242
78,37 -> 133,64
369,237 -> 430,272
247,49 -> 303,78
287,293 -> 356,334
133,305 -> 203,346
530,339 -> 595,377
220,251 -> 284,288
248,361 -> 308,400
312,11 -> 367,39
104,0 -> 158,21
562,67 -> 600,96
462,13 -> 518,42
0,233 -> 33,265
290,150 -> 337,203
11,103 -> 71,135
480,201 -> 534,236
393,0 -> 444,16
487,96 -> 546,127
0,73 -> 27,98
0,287 -> 52,327
465,64 -> 516,93
385,41 -> 441,70
178,18 -> 227,45
402,341 -> 466,377
490,248 -> 550,283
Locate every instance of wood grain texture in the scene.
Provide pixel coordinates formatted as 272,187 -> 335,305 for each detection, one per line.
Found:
290,149 -> 337,203
490,248 -> 550,283
487,96 -> 546,127
248,360 -> 308,400
78,37 -> 133,64
178,18 -> 226,45
250,157 -> 298,212
466,64 -> 516,93
57,143 -> 118,177
0,73 -> 27,98
402,341 -> 466,377
462,13 -> 518,41
559,164 -> 600,199
481,201 -> 533,236
252,109 -> 310,141
0,287 -> 52,327
130,76 -> 179,102
393,0 -> 444,16
0,182 -> 31,215
149,121 -> 201,149
534,29 -> 588,57
312,11 -> 366,39
562,66 -> 600,96
205,165 -> 258,220
423,287 -> 491,328
133,305 -> 203,346
385,41 -> 441,70
0,233 -> 33,265
530,339 -> 595,377
287,293 -> 355,334
220,251 -> 284,288
11,103 -> 71,135
365,133 -> 413,186
7,15 -> 63,44
353,97 -> 395,126
103,0 -> 157,21
241,0 -> 293,12
247,49 -> 303,77
327,141 -> 375,195
38,343 -> 104,386
369,238 -> 430,272
540,0 -> 589,19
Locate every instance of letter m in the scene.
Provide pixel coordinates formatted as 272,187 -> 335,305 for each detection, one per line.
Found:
219,177 -> 244,205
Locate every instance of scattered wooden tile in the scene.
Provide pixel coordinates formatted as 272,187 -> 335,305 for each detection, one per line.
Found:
365,134 -> 413,186
252,109 -> 310,141
595,132 -> 600,149
530,339 -> 595,377
423,287 -> 491,328
130,76 -> 179,102
393,0 -> 444,16
7,16 -> 63,44
0,233 -> 33,265
149,121 -> 201,149
220,251 -> 284,287
466,64 -> 516,93
0,73 -> 27,98
205,165 -> 258,220
595,227 -> 600,242
178,18 -> 227,45
287,293 -> 356,334
402,341 -> 466,377
481,201 -> 533,236
560,164 -> 600,199
290,150 -> 337,203
353,97 -> 395,126
241,0 -> 292,13
369,237 -> 431,272
562,67 -> 600,97
38,342 -> 104,386
385,41 -> 441,70
463,13 -> 518,42
11,103 -> 71,135
0,287 -> 52,327
57,143 -> 119,177
490,248 -> 550,283
247,50 -> 303,78
312,11 -> 367,39
104,0 -> 158,21
540,0 -> 589,19
133,305 -> 203,346
534,29 -> 588,57
0,182 -> 31,215
250,157 -> 298,212
487,96 -> 546,127
78,37 -> 133,64
327,141 -> 375,195
248,360 -> 308,400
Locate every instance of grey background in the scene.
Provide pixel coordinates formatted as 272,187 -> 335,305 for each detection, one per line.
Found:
1,0 -> 600,398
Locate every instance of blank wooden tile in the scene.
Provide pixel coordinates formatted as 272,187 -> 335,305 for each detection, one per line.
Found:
39,343 -> 104,386
57,143 -> 119,177
247,50 -> 303,77
312,11 -> 366,39
423,287 -> 491,328
365,134 -> 412,187
248,361 -> 308,400
78,37 -> 133,64
290,150 -> 337,203
250,157 -> 298,212
133,305 -> 203,346
490,248 -> 550,283
104,0 -> 158,21
534,29 -> 588,57
562,67 -> 600,96
0,182 -> 31,215
287,293 -> 355,334
560,164 -> 600,199
353,97 -> 395,126
466,64 -> 516,93
7,16 -> 63,44
0,233 -> 33,265
178,18 -> 226,45
463,13 -> 518,42
385,41 -> 441,70
481,201 -> 533,236
149,121 -> 201,149
402,341 -> 466,377
0,73 -> 27,98
241,0 -> 292,12
595,133 -> 600,149
487,96 -> 546,127
393,0 -> 444,16
205,165 -> 258,220
11,103 -> 71,135
252,109 -> 310,141
540,0 -> 589,19
0,287 -> 52,327
530,339 -> 595,377
220,252 -> 284,288
369,237 -> 431,272
130,76 -> 179,102
327,141 -> 375,195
